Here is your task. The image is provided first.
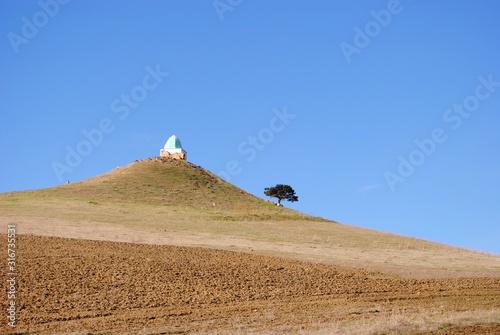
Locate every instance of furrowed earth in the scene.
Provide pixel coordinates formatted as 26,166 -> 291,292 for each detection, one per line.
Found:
1,235 -> 499,335
0,158 -> 499,334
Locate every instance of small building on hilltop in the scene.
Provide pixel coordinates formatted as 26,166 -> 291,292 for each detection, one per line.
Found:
160,135 -> 187,160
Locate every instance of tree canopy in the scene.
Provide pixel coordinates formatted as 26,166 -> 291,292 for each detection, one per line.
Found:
264,184 -> 298,205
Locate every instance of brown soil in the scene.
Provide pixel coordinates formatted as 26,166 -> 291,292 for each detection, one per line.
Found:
1,235 -> 498,334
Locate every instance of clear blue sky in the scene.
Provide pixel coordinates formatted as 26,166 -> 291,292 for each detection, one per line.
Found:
1,1 -> 499,253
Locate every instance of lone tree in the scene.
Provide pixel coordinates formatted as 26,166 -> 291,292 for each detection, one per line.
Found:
264,184 -> 298,205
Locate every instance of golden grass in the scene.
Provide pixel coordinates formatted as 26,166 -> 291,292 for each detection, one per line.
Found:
189,309 -> 500,335
1,157 -> 499,278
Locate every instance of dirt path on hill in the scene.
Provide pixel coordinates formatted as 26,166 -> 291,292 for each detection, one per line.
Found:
0,235 -> 498,334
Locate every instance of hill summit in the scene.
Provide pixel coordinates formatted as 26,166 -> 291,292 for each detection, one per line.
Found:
9,157 -> 324,222
1,157 -> 499,279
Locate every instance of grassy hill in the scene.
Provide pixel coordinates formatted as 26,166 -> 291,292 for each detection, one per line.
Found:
1,157 -> 322,222
1,157 -> 499,278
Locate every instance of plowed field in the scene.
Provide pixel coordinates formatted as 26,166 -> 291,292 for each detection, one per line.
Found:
1,235 -> 498,334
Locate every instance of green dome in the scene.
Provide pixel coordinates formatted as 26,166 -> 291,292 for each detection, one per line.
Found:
164,135 -> 183,149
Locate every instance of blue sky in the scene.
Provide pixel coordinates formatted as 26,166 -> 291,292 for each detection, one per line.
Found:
1,0 -> 499,253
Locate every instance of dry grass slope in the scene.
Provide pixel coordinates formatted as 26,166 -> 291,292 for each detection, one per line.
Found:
1,157 -> 324,222
1,156 -> 499,279
1,157 -> 499,334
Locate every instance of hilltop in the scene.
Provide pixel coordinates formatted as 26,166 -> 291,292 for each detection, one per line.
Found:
2,157 -> 323,222
1,157 -> 499,334
1,157 -> 498,278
